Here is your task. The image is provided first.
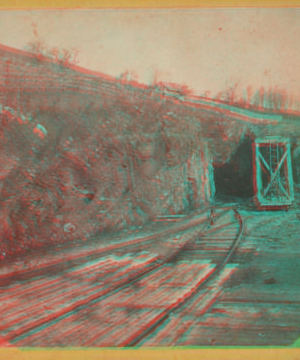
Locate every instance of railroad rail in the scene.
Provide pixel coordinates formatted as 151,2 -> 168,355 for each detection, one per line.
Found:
0,206 -> 245,347
0,206 -> 218,284
127,208 -> 244,346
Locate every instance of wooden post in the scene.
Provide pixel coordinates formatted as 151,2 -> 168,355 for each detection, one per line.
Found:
286,142 -> 294,203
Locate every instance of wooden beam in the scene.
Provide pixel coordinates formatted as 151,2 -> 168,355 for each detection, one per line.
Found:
257,150 -> 290,199
263,150 -> 288,198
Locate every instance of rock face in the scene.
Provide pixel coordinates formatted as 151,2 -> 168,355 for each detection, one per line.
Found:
0,45 -> 217,258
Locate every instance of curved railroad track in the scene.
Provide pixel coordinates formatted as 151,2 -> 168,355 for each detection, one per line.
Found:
0,205 -> 245,347
127,208 -> 244,346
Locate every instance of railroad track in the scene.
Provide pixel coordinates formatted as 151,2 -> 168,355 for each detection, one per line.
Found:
0,206 -> 215,285
0,206 -> 245,347
128,208 -> 244,346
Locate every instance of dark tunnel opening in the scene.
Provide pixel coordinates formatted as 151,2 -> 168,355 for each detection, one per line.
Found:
214,134 -> 254,199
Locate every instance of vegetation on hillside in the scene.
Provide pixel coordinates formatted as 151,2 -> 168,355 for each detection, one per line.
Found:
0,73 -> 216,259
25,40 -> 80,67
215,84 -> 300,114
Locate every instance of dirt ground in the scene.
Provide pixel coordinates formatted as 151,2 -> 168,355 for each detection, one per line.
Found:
209,206 -> 300,346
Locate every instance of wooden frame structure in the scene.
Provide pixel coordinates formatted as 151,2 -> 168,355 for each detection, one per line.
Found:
254,137 -> 294,207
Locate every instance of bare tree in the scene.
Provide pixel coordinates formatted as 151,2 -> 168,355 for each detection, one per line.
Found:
25,41 -> 80,67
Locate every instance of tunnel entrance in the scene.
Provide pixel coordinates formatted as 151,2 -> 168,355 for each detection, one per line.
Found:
214,134 -> 254,199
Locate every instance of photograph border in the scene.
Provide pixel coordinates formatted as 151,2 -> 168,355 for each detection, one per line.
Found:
0,0 -> 300,358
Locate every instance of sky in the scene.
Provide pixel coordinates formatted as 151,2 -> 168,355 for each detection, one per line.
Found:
0,9 -> 300,99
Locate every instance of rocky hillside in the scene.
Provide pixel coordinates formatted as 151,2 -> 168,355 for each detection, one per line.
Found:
0,44 -> 219,259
